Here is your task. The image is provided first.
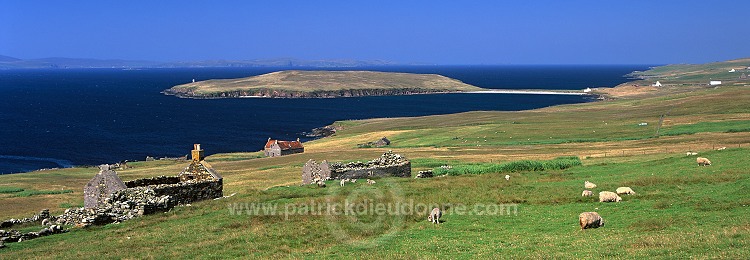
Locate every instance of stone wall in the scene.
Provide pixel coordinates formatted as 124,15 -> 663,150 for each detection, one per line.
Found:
84,165 -> 128,209
149,179 -> 223,205
124,176 -> 180,188
302,160 -> 331,185
302,151 -> 411,184
330,162 -> 410,179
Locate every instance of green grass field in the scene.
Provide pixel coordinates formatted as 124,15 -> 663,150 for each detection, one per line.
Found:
1,60 -> 750,258
2,148 -> 748,258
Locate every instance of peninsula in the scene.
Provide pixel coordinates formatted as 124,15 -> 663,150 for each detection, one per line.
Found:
162,70 -> 486,98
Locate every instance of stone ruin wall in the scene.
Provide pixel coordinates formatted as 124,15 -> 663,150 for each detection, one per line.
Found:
330,162 -> 411,179
302,151 -> 411,185
124,176 -> 180,188
302,160 -> 331,185
119,176 -> 223,207
146,178 -> 223,205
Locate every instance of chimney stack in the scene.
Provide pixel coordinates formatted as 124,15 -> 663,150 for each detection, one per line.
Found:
192,144 -> 205,162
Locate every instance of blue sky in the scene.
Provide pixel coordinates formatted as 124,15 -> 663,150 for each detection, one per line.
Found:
1,0 -> 748,64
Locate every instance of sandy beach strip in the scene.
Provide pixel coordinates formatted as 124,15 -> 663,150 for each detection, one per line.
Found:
466,89 -> 589,95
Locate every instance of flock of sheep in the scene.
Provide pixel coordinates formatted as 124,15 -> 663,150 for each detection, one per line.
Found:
578,180 -> 636,229
338,178 -> 378,187
579,154 -> 714,230
336,152 -> 715,228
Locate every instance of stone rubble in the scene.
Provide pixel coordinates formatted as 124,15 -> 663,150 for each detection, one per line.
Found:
415,170 -> 434,178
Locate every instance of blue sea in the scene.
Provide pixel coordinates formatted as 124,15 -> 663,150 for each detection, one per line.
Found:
0,65 -> 651,174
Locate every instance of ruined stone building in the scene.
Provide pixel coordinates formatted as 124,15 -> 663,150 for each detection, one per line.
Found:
83,144 -> 223,213
83,164 -> 127,209
264,138 -> 304,157
302,151 -> 411,185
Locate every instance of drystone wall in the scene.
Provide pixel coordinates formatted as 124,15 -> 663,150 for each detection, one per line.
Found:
124,176 -> 180,188
302,151 -> 411,185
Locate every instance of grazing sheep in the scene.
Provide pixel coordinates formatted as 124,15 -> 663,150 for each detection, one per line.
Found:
585,181 -> 597,189
367,179 -> 376,185
350,179 -> 357,183
505,175 -> 510,181
316,180 -> 326,188
717,147 -> 727,151
686,151 -> 698,156
427,208 -> 442,224
579,212 -> 605,230
616,187 -> 636,195
340,179 -> 346,187
582,190 -> 593,197
599,191 -> 622,202
697,157 -> 712,166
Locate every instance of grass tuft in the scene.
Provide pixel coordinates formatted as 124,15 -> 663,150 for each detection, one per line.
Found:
14,189 -> 74,197
0,186 -> 25,194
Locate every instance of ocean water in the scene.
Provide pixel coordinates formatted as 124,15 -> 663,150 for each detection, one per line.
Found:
0,65 -> 650,174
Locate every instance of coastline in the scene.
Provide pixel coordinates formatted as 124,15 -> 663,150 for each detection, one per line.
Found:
465,89 -> 589,96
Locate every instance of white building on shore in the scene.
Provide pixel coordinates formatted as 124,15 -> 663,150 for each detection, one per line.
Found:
652,81 -> 662,87
709,80 -> 722,86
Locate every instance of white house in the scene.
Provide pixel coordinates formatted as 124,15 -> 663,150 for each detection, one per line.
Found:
729,69 -> 736,73
652,81 -> 662,87
709,80 -> 722,86
583,87 -> 592,93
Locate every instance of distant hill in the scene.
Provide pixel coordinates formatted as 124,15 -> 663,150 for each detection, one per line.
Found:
163,70 -> 485,98
0,55 -> 21,62
0,55 -> 400,69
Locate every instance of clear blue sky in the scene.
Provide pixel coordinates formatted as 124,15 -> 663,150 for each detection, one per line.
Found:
1,0 -> 748,64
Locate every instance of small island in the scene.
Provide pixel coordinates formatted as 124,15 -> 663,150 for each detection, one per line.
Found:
162,70 -> 486,98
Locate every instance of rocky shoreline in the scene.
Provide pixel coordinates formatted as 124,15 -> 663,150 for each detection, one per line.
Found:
161,87 -> 466,99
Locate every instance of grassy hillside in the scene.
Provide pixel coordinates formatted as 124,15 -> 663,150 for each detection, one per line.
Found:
596,58 -> 750,99
164,70 -> 485,98
2,61 -> 750,258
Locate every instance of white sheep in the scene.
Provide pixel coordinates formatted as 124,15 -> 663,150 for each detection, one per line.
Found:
616,187 -> 636,195
579,212 -> 605,230
582,190 -> 593,197
340,179 -> 346,187
697,157 -> 712,166
686,151 -> 698,156
367,179 -> 376,185
350,179 -> 357,183
717,147 -> 727,151
585,181 -> 597,189
427,207 -> 442,224
599,191 -> 622,202
505,175 -> 510,181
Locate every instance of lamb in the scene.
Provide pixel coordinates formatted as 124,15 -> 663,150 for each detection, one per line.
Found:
697,157 -> 712,166
367,179 -> 376,185
599,191 -> 622,202
686,151 -> 698,156
316,180 -> 326,188
616,187 -> 636,195
340,179 -> 347,187
579,212 -> 605,230
582,190 -> 593,197
584,181 -> 597,189
717,147 -> 727,151
505,175 -> 510,181
427,207 -> 442,224
350,179 -> 357,183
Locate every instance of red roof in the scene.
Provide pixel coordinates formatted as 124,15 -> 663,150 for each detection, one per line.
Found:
265,139 -> 304,150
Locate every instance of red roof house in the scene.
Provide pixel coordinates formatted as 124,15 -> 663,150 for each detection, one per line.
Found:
264,138 -> 304,157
